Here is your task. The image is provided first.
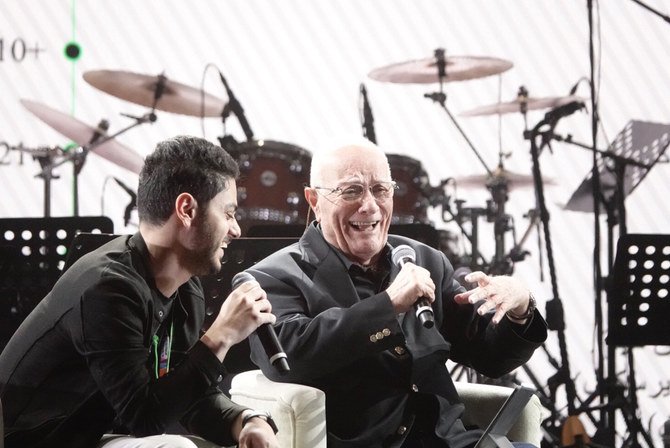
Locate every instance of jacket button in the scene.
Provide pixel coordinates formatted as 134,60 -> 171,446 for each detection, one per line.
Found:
158,310 -> 164,320
370,334 -> 378,342
216,375 -> 223,383
412,384 -> 419,392
375,331 -> 384,340
397,426 -> 407,435
382,328 -> 391,336
394,346 -> 406,355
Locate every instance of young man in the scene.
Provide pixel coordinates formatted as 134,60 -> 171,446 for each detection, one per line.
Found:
246,140 -> 548,447
0,136 -> 279,448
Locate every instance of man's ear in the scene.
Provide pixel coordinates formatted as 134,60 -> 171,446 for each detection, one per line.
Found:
175,193 -> 197,226
304,187 -> 320,221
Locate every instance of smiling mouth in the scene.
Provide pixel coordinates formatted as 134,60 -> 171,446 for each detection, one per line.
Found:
350,221 -> 379,231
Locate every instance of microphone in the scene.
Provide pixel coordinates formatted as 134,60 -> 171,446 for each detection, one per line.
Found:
231,272 -> 290,373
219,71 -> 254,142
360,83 -> 377,144
390,245 -> 435,328
88,119 -> 110,146
543,101 -> 585,126
113,177 -> 137,227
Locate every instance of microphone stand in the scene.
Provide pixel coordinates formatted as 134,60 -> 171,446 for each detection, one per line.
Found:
525,115 -> 587,438
629,0 -> 670,24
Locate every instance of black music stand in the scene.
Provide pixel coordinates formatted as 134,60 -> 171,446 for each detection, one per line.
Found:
608,234 -> 670,346
563,120 -> 668,447
565,120 -> 670,214
0,217 -> 113,350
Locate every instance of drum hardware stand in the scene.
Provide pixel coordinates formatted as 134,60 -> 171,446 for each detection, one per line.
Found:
34,111 -> 156,216
423,48 -> 492,177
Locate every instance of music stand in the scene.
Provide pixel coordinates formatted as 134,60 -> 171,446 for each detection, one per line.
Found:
0,217 -> 113,350
565,120 -> 670,214
607,234 -> 670,346
562,120 -> 667,447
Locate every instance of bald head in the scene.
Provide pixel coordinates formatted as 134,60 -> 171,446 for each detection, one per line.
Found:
310,141 -> 391,187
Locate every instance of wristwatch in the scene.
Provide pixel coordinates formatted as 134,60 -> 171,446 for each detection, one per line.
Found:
506,292 -> 537,320
242,410 -> 279,434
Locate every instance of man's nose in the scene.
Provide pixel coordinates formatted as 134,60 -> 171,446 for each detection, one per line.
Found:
357,189 -> 380,212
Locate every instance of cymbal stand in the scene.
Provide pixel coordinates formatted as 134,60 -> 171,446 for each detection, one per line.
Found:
34,111 -> 156,215
423,48 -> 492,176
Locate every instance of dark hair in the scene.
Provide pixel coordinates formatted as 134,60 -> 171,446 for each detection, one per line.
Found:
137,135 -> 240,225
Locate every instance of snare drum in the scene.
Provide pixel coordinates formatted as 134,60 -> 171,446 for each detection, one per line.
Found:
227,140 -> 312,233
387,154 -> 430,224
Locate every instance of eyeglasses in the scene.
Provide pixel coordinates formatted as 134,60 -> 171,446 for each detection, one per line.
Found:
312,181 -> 398,202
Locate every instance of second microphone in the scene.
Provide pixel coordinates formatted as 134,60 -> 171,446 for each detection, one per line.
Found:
391,245 -> 435,329
231,272 -> 290,373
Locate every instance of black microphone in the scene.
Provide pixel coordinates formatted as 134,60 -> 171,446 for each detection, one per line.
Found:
360,83 -> 377,144
231,272 -> 290,373
113,177 -> 137,227
219,71 -> 254,142
88,119 -> 110,146
544,101 -> 585,126
390,245 -> 435,328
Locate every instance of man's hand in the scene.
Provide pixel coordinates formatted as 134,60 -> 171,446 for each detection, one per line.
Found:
385,262 -> 435,314
238,417 -> 280,448
454,271 -> 532,324
201,279 -> 276,361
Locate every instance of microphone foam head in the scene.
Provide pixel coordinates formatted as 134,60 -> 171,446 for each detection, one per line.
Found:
231,271 -> 255,289
391,244 -> 415,266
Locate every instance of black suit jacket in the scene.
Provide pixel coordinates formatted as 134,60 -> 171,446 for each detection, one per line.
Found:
248,223 -> 547,447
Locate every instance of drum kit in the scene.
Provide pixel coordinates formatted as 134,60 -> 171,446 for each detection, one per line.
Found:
4,48 -> 580,277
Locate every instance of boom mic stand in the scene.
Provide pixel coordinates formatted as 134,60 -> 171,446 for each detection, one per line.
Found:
525,114 -> 594,441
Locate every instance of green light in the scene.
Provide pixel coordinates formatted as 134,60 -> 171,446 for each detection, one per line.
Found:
64,41 -> 81,61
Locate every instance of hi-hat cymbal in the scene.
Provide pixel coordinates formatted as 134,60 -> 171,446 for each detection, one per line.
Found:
460,95 -> 586,117
83,70 -> 226,117
368,55 -> 513,84
21,99 -> 144,174
455,166 -> 556,190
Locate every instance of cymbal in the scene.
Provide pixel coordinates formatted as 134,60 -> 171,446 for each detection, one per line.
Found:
460,95 -> 586,117
83,70 -> 226,117
455,166 -> 556,190
368,55 -> 513,84
21,99 -> 144,174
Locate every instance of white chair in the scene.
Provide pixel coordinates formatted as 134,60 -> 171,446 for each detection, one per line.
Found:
230,370 -> 548,448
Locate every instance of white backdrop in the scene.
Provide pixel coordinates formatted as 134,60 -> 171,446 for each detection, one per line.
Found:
1,1 -> 669,445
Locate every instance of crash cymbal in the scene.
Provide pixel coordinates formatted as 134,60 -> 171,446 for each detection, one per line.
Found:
21,99 -> 144,174
83,70 -> 226,117
455,166 -> 556,190
368,55 -> 513,84
460,95 -> 586,117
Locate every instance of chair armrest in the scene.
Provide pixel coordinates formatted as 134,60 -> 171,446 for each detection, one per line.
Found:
229,370 -> 327,448
455,381 -> 549,447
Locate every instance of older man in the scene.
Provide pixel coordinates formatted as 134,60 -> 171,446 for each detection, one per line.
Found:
247,140 -> 547,447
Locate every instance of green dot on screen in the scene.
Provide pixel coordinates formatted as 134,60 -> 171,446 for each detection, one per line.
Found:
64,42 -> 82,61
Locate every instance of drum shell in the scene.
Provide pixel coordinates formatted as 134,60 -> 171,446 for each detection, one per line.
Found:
387,153 -> 430,224
227,140 -> 312,234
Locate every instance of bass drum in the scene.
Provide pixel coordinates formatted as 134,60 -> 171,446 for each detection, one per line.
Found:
227,140 -> 312,235
387,154 -> 431,224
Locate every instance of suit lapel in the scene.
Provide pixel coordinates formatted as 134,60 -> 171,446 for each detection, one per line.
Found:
301,224 -> 360,308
